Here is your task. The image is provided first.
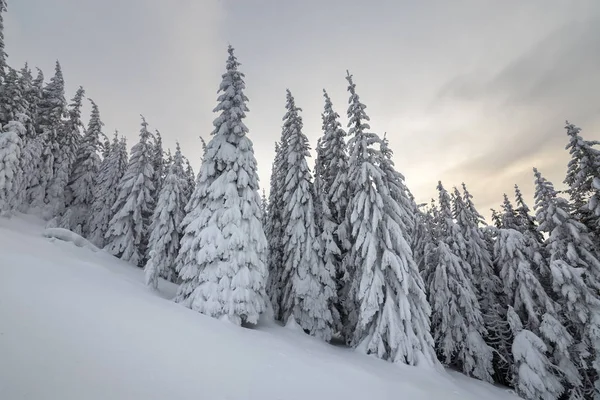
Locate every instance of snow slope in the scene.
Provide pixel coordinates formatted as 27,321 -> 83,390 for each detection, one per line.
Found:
0,215 -> 520,400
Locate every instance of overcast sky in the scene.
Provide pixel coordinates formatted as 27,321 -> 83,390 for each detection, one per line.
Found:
6,0 -> 600,219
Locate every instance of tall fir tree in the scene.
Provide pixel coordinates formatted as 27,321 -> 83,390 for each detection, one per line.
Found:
151,129 -> 164,202
454,184 -> 512,384
0,68 -> 27,126
36,61 -> 66,211
182,157 -> 195,205
343,72 -> 437,366
277,90 -> 335,340
145,143 -> 186,289
62,87 -> 85,168
260,189 -> 268,228
0,120 -> 24,215
507,306 -> 564,400
564,122 -> 600,248
46,86 -> 85,216
0,0 -> 7,80
319,89 -> 349,227
64,99 -> 103,234
88,132 -> 128,247
426,181 -> 493,380
494,226 -> 573,398
104,116 -> 155,267
175,46 -> 268,325
265,140 -> 286,317
533,167 -> 600,397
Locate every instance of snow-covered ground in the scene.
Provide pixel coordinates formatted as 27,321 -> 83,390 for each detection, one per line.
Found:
0,215 -> 520,400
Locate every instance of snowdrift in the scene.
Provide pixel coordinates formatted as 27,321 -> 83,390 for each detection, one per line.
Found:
0,215 -> 520,400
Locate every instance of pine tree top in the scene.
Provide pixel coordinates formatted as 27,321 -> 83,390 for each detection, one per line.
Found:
345,71 -> 370,136
170,142 -> 184,177
211,45 -> 249,143
67,87 -> 85,126
33,68 -> 44,88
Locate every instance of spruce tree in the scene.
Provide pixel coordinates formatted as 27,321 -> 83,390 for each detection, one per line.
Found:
427,181 -> 493,380
104,116 -> 155,267
494,227 -> 574,397
265,140 -> 286,318
37,61 -> 66,211
319,89 -> 349,227
88,132 -> 128,247
145,143 -> 186,289
454,184 -> 512,384
46,86 -> 85,215
343,72 -> 437,366
260,189 -> 268,228
0,0 -> 7,80
277,90 -> 335,340
18,64 -> 39,138
0,120 -> 24,216
174,46 -> 267,325
0,68 -> 28,126
182,158 -> 195,205
65,99 -> 103,234
151,129 -> 164,201
564,122 -> 600,247
533,167 -> 600,397
62,87 -> 85,168
507,306 -> 564,400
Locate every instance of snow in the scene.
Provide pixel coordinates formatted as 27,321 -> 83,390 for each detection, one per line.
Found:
0,214 -> 520,400
43,227 -> 100,252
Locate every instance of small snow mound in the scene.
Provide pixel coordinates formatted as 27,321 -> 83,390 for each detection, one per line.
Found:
285,316 -> 304,332
43,228 -> 100,253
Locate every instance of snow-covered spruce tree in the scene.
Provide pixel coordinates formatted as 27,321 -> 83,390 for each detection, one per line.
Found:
174,46 -> 267,325
499,193 -> 520,230
0,120 -> 24,216
46,86 -> 85,216
506,306 -> 564,400
260,189 -> 267,228
412,202 -> 435,275
426,181 -> 493,380
64,99 -> 103,234
266,93 -> 302,321
265,140 -> 286,317
343,72 -> 437,365
21,67 -> 46,202
494,227 -> 574,396
0,68 -> 28,126
454,184 -> 512,384
145,142 -> 186,289
104,116 -> 155,267
564,122 -> 600,247
182,157 -> 195,205
0,0 -> 7,80
151,129 -> 164,202
88,132 -> 128,247
490,208 -> 503,229
62,86 -> 85,170
319,89 -> 349,227
39,61 -> 67,211
514,184 -> 545,244
313,156 -> 342,333
275,90 -> 336,340
535,167 -> 600,293
533,167 -> 600,397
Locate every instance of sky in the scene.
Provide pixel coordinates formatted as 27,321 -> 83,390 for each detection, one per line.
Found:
6,0 -> 600,219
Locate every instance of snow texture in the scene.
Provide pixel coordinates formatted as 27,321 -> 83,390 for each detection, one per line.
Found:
0,214 -> 519,400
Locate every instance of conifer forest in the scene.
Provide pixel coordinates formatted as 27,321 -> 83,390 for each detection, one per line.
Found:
1,2 -> 600,399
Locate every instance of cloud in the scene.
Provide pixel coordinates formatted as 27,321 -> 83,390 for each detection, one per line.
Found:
6,0 -> 226,166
